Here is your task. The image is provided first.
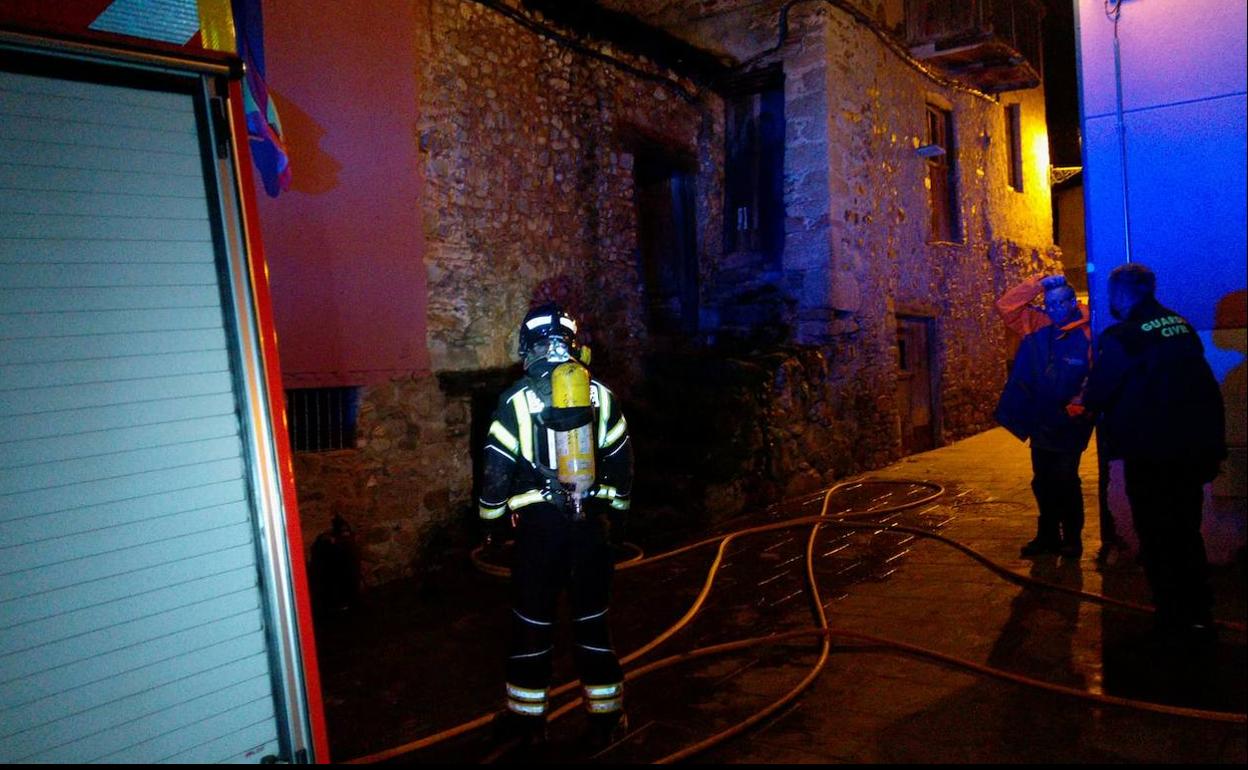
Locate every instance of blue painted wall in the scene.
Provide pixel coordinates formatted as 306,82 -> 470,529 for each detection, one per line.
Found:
1075,0 -> 1246,558
1076,0 -> 1245,337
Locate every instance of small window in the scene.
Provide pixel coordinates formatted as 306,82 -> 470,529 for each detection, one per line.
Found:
286,387 -> 361,452
925,104 -> 959,242
724,67 -> 785,267
1005,103 -> 1023,192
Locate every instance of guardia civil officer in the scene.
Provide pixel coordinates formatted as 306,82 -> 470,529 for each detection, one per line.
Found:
1082,264 -> 1226,641
478,303 -> 632,751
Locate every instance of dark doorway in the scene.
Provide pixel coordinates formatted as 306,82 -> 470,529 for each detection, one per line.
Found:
896,315 -> 939,452
436,367 -> 520,523
634,152 -> 699,336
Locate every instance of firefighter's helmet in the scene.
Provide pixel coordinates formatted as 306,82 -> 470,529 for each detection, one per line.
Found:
518,303 -> 581,368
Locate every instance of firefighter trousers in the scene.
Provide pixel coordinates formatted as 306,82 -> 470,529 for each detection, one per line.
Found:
505,503 -> 624,719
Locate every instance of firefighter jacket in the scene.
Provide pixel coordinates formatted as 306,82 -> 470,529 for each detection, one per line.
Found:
1082,297 -> 1226,477
993,276 -> 1095,453
478,374 -> 633,522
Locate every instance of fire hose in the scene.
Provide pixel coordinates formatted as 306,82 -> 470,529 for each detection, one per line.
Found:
347,480 -> 1246,763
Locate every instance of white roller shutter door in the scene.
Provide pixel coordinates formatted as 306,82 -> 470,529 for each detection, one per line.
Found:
0,69 -> 288,763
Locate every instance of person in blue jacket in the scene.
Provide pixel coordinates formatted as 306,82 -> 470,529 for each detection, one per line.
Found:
994,274 -> 1094,558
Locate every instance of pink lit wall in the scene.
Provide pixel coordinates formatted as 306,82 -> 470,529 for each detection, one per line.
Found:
252,0 -> 428,387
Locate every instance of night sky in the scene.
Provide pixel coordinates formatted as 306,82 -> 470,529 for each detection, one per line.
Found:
1042,0 -> 1082,167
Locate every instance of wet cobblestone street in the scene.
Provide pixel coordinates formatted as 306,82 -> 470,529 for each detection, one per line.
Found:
314,429 -> 1246,764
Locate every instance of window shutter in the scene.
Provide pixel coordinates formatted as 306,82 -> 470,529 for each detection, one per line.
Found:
0,69 -> 284,764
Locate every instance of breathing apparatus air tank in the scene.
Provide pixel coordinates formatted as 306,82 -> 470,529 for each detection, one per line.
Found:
550,360 -> 596,519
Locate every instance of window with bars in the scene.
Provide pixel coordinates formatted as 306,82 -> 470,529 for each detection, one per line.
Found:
285,387 -> 361,452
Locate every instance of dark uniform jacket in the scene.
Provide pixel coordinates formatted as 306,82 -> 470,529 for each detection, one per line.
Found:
993,278 -> 1095,453
1082,298 -> 1226,476
478,374 -> 633,523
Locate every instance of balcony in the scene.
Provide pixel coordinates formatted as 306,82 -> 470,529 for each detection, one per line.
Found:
904,0 -> 1044,93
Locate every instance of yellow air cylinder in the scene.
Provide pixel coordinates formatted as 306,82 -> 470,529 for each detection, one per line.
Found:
551,361 -> 596,501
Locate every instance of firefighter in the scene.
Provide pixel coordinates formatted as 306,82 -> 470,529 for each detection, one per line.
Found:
478,303 -> 633,751
994,274 -> 1095,558
1081,264 -> 1225,642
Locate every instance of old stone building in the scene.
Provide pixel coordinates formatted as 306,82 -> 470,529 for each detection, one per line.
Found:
256,0 -> 1060,585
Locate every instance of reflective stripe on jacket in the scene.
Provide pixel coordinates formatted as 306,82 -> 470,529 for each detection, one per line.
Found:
478,376 -> 633,519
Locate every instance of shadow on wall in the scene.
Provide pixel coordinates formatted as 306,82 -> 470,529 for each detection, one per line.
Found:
268,88 -> 342,195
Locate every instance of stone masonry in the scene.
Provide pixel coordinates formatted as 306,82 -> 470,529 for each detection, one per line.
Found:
289,0 -> 1060,586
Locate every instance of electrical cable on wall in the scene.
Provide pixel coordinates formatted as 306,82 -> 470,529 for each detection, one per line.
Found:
466,0 -> 998,106
1105,0 -> 1133,263
745,0 -> 998,103
464,0 -> 702,103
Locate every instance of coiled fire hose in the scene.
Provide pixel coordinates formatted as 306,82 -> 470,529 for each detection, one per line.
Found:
347,480 -> 1246,763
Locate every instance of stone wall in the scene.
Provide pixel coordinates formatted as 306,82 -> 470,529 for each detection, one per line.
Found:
291,376 -> 473,586
295,0 -> 727,584
680,3 -> 1060,497
289,0 -> 1061,586
817,5 -> 1057,443
419,0 -> 723,383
